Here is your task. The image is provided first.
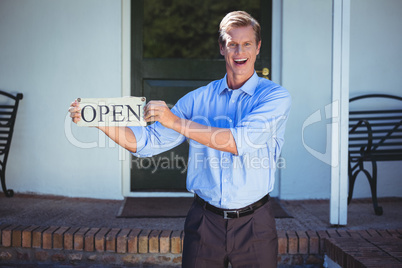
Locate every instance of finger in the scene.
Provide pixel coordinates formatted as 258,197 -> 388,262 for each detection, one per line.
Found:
144,115 -> 158,123
144,107 -> 159,120
144,106 -> 160,115
70,99 -> 80,107
145,100 -> 164,109
147,100 -> 163,104
68,106 -> 80,113
70,112 -> 81,119
144,116 -> 154,122
144,102 -> 156,111
144,111 -> 156,121
71,112 -> 81,123
72,117 -> 81,124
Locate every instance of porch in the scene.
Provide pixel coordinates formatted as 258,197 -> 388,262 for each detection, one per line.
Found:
0,194 -> 401,267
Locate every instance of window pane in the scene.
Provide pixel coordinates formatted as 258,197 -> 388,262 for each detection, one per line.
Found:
143,0 -> 261,59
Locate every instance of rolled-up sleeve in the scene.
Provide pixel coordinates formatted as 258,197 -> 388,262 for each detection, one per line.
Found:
128,95 -> 192,158
129,126 -> 148,156
230,86 -> 291,156
128,107 -> 187,158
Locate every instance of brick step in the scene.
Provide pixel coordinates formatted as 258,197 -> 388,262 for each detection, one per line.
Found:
1,224 -> 400,266
325,229 -> 402,268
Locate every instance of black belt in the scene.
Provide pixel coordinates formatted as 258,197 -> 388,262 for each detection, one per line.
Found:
195,194 -> 270,219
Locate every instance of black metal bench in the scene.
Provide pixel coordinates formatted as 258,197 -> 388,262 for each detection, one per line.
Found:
348,94 -> 402,215
0,90 -> 23,197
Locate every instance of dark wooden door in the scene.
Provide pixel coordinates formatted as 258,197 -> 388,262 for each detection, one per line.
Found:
131,0 -> 272,192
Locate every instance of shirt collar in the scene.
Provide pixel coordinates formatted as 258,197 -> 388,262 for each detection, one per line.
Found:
218,72 -> 259,96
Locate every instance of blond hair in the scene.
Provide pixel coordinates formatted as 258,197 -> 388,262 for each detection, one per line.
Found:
219,11 -> 261,46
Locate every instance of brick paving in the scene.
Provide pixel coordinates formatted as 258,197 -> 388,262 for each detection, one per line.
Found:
325,230 -> 402,268
0,194 -> 401,267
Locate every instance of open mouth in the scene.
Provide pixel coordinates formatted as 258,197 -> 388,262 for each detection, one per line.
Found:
234,58 -> 248,65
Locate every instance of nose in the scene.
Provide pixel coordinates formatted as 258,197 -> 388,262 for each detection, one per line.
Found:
235,45 -> 244,54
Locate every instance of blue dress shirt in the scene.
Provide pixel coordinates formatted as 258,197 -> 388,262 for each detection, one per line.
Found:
130,72 -> 291,209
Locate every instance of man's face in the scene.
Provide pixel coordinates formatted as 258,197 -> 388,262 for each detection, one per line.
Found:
220,25 -> 261,84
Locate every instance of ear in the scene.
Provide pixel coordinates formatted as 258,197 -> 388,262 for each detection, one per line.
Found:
219,43 -> 225,56
256,41 -> 261,56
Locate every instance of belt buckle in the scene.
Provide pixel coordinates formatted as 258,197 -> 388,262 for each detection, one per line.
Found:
223,210 -> 239,219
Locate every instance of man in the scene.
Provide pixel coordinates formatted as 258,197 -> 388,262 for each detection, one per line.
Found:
70,11 -> 291,268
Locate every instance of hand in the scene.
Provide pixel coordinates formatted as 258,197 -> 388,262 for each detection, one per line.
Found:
143,100 -> 178,129
69,99 -> 81,124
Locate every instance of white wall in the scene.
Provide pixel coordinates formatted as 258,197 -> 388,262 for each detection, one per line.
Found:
349,0 -> 402,198
280,0 -> 333,199
0,0 -> 124,199
279,0 -> 402,200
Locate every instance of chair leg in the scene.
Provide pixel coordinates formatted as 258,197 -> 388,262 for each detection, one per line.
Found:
348,158 -> 357,205
0,169 -> 14,198
348,172 -> 358,205
368,161 -> 383,216
348,160 -> 383,215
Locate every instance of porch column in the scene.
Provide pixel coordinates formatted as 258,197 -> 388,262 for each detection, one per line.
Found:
121,0 -> 132,197
330,0 -> 350,225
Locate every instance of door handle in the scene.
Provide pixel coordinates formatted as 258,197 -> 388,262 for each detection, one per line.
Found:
256,67 -> 270,79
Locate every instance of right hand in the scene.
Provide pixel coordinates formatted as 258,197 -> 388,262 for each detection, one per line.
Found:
69,99 -> 81,124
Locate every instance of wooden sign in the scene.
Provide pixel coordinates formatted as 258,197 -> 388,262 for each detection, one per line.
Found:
77,97 -> 146,127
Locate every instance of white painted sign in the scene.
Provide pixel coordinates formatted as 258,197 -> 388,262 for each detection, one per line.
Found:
77,97 -> 146,127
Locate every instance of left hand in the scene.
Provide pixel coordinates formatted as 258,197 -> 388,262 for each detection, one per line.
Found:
144,100 -> 178,129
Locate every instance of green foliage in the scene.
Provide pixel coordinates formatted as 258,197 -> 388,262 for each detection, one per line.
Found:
143,0 -> 260,59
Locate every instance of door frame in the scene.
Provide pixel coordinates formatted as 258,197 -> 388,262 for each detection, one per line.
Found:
121,0 -> 193,197
121,0 -> 279,197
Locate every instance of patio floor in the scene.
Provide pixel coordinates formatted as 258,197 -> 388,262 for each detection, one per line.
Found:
1,193 -> 401,231
0,193 -> 401,267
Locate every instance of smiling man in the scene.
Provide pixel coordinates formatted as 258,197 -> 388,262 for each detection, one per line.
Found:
70,11 -> 291,268
219,19 -> 261,89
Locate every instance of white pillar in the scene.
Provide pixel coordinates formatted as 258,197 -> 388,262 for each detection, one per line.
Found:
121,0 -> 132,197
330,0 -> 350,225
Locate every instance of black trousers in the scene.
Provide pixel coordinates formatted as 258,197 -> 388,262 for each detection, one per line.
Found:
182,198 -> 278,268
